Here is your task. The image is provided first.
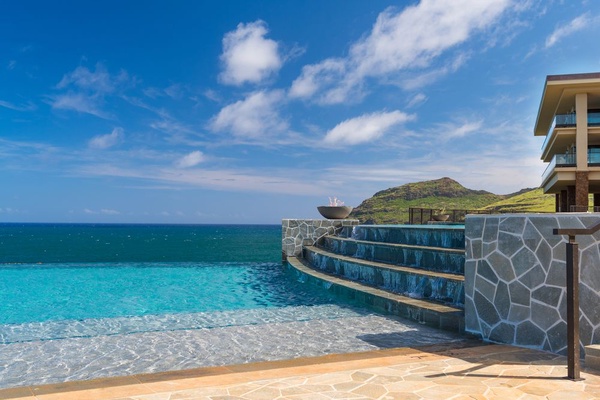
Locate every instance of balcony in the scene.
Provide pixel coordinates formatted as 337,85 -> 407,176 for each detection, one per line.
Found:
541,112 -> 600,152
542,148 -> 600,182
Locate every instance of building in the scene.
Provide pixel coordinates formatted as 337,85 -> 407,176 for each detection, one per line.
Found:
534,72 -> 600,212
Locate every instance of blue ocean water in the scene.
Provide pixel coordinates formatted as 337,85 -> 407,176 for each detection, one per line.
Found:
0,224 -> 347,326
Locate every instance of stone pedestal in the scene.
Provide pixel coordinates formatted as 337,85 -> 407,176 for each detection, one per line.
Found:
281,219 -> 359,260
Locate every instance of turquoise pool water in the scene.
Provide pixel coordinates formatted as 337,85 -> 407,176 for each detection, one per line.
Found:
0,262 -> 347,326
0,224 -> 366,345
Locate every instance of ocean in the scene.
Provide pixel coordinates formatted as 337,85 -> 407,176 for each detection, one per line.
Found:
0,223 -> 281,263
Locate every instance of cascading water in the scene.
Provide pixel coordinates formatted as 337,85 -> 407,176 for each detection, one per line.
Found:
302,224 -> 465,308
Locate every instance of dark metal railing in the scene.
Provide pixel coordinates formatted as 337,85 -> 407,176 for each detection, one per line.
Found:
408,208 -> 492,225
554,220 -> 600,381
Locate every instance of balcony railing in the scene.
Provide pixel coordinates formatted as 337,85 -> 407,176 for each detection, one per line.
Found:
542,149 -> 600,182
541,112 -> 600,150
542,153 -> 576,182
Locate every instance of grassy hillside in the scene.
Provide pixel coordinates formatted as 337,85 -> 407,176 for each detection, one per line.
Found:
349,177 -> 553,224
480,188 -> 555,213
350,177 -> 505,224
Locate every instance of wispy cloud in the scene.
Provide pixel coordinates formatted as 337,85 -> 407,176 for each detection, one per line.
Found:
219,20 -> 282,86
545,13 -> 593,48
175,150 -> 205,168
56,64 -> 129,93
88,127 -> 124,149
0,99 -> 37,112
84,208 -> 120,215
290,0 -> 513,104
51,63 -> 131,118
209,90 -> 288,140
324,111 -> 414,146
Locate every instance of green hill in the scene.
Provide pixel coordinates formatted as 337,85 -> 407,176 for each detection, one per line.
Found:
480,187 -> 555,213
349,177 -> 551,224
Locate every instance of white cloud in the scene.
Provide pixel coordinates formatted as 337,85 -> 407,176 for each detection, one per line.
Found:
89,127 -> 124,149
291,0 -> 512,104
545,13 -> 592,48
0,99 -> 37,111
443,120 -> 483,139
176,150 -> 205,168
84,208 -> 120,215
57,63 -> 128,93
52,63 -> 130,118
209,90 -> 288,139
406,93 -> 427,108
219,20 -> 282,86
52,92 -> 110,118
324,111 -> 414,145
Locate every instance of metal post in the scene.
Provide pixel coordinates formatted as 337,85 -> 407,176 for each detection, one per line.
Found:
566,236 -> 582,380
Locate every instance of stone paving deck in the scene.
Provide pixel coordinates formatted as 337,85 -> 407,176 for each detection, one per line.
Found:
4,341 -> 600,399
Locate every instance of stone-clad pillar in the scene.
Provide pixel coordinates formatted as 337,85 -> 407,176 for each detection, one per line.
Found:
576,171 -> 589,211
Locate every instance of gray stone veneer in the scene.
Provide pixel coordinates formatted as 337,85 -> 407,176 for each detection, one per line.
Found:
281,219 -> 359,259
465,213 -> 600,355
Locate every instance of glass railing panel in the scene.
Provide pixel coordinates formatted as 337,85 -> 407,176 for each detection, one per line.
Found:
556,113 -> 576,127
589,112 -> 600,126
556,153 -> 576,165
589,149 -> 600,164
542,153 -> 576,182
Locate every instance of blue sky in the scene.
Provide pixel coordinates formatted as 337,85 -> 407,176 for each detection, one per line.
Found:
1,0 -> 600,224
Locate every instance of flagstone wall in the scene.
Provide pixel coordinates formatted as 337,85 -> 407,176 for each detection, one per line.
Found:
465,214 -> 600,355
281,219 -> 359,260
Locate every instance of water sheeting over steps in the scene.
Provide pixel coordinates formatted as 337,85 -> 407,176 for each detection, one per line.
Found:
285,223 -> 466,333
304,247 -> 464,306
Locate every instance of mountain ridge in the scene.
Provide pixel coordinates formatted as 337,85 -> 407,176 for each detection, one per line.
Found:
349,177 -> 553,224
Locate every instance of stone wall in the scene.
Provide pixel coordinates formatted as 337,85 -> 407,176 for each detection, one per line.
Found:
281,219 -> 359,259
465,213 -> 600,355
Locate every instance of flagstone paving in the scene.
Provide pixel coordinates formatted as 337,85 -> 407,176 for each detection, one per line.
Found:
4,341 -> 600,399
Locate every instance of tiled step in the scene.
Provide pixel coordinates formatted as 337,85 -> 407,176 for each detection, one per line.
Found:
338,225 -> 465,249
318,235 -> 465,274
286,256 -> 464,333
304,246 -> 464,307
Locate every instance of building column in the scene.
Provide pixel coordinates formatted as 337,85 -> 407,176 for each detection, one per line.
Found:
555,193 -> 561,212
575,172 -> 589,211
567,186 -> 576,212
575,93 -> 588,170
560,190 -> 568,212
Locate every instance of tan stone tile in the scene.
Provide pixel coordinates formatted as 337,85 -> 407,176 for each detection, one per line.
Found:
298,384 -> 337,394
483,386 -> 525,399
546,390 -> 597,400
384,380 -> 435,393
168,386 -> 231,398
304,372 -> 353,385
382,392 -> 422,400
225,383 -> 265,397
234,385 -> 282,400
351,383 -> 388,399
130,394 -> 171,400
350,372 -> 375,383
332,381 -> 364,392
518,379 -> 585,396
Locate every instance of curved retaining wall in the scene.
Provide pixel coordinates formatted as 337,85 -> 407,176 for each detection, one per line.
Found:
465,214 -> 600,355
